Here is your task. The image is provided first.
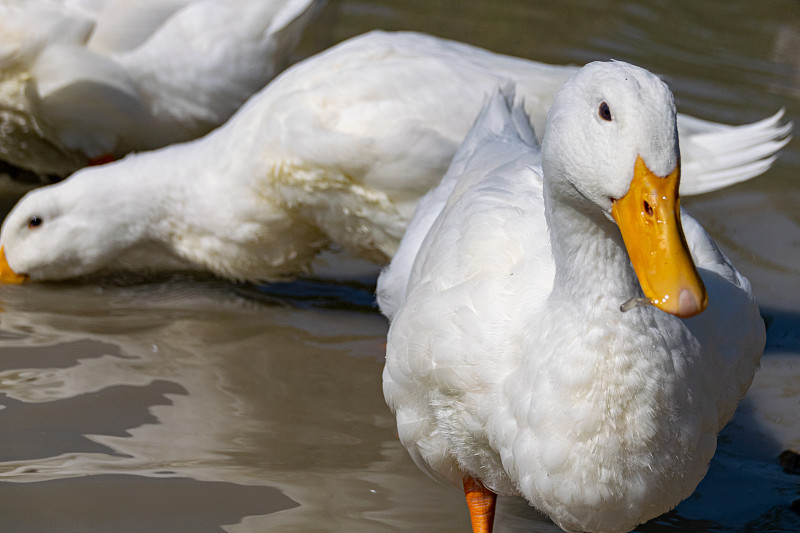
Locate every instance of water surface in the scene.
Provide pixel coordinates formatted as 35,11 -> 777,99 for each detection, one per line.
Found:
1,1 -> 799,531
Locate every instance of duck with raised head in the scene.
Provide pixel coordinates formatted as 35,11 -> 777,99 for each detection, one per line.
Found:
378,63 -> 765,532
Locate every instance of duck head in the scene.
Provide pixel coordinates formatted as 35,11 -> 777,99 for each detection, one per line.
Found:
542,60 -> 707,318
0,162 -> 153,282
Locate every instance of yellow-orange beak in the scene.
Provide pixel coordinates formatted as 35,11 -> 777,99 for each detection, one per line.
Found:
0,246 -> 28,284
611,156 -> 707,318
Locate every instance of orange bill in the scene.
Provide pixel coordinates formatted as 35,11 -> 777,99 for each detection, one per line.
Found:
463,476 -> 496,533
611,156 -> 707,318
0,246 -> 28,284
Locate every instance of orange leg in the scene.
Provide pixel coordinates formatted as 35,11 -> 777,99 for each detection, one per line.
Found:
463,476 -> 497,533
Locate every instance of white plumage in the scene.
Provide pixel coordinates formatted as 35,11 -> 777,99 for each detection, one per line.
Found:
0,0 -> 323,177
0,31 -> 789,283
379,65 -> 764,532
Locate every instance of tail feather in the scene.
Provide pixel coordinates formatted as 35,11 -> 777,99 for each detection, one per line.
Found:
680,109 -> 792,195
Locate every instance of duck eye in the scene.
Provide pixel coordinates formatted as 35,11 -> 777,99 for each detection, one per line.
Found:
28,216 -> 43,229
599,102 -> 612,121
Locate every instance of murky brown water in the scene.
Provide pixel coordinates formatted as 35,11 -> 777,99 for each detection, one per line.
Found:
1,1 -> 799,531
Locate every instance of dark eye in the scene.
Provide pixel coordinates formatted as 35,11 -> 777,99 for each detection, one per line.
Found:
599,101 -> 612,121
28,216 -> 43,229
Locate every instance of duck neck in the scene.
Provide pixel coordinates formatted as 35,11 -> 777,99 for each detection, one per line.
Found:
83,144 -> 210,273
542,176 -> 642,315
135,122 -> 319,281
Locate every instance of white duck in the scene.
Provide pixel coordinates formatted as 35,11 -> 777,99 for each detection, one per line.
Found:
377,66 -> 765,533
0,0 -> 324,178
0,31 -> 789,284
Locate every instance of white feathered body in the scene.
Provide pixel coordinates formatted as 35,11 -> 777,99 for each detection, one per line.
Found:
380,90 -> 764,532
0,0 -> 323,176
202,30 -> 788,266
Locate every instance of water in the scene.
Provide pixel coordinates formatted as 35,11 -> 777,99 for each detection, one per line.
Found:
1,1 -> 799,531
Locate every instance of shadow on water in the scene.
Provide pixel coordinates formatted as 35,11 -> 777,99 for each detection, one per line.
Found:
0,475 -> 298,533
236,277 -> 378,312
761,306 -> 800,354
0,380 -> 186,462
0,339 -> 124,370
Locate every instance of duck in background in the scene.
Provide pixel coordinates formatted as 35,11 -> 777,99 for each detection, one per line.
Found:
0,0 -> 324,181
0,31 -> 789,284
378,69 -> 764,533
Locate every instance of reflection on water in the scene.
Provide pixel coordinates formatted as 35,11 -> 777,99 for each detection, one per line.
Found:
0,1 -> 799,532
0,278 -> 479,531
